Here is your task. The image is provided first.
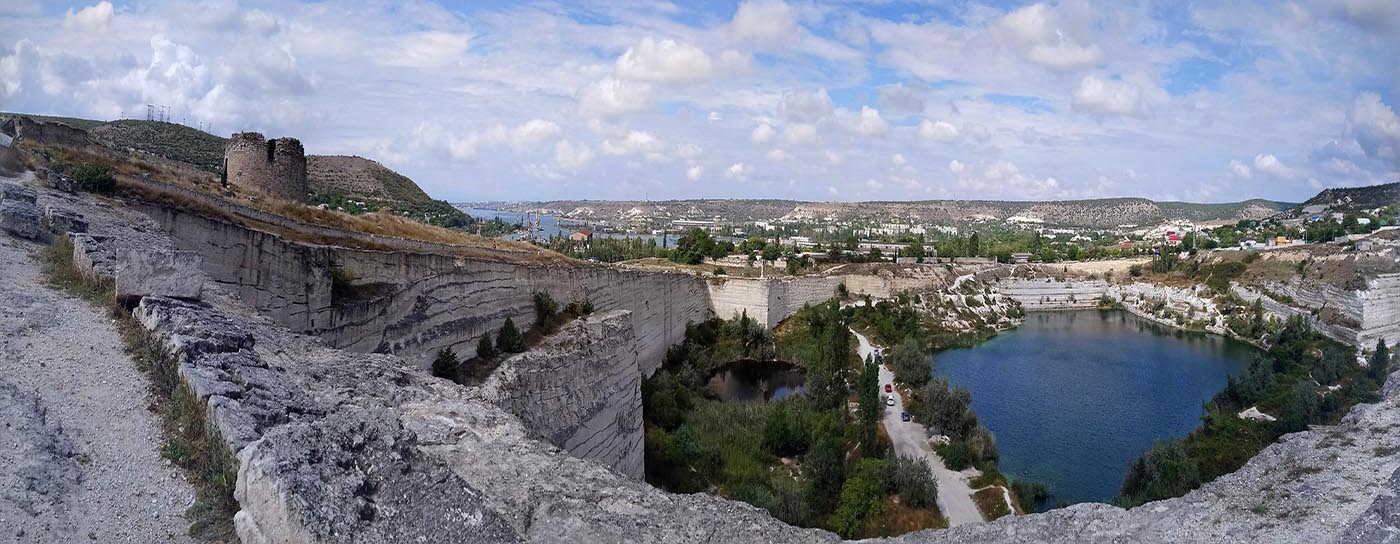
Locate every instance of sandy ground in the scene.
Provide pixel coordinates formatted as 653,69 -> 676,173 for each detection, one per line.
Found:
0,220 -> 194,542
851,329 -> 984,527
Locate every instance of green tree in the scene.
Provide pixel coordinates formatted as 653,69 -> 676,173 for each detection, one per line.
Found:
804,434 -> 845,515
890,339 -> 931,387
533,291 -> 559,330
497,317 -> 526,353
763,400 -> 809,457
1116,438 -> 1201,507
826,458 -> 886,538
431,348 -> 459,380
72,162 -> 116,194
1371,339 -> 1392,382
670,228 -> 717,265
968,232 -> 980,257
476,333 -> 497,360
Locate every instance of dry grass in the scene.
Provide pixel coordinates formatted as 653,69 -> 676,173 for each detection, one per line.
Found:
863,496 -> 947,537
973,487 -> 1013,521
27,141 -> 565,264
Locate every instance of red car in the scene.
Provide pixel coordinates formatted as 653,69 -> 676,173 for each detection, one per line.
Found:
884,384 -> 892,393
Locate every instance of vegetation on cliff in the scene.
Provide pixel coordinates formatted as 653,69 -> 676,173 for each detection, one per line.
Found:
1115,315 -> 1389,507
643,306 -> 947,538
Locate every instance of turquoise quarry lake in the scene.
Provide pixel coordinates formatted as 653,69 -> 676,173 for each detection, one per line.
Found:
932,310 -> 1256,507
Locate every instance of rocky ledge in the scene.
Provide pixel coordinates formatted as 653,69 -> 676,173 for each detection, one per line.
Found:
12,174 -> 1400,543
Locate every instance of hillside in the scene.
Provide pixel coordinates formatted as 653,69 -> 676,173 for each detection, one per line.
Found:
502,196 -> 1291,229
305,155 -> 468,227
3,112 -> 469,227
1290,182 -> 1400,215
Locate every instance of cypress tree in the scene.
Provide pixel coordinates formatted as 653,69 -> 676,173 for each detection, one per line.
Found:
498,317 -> 526,353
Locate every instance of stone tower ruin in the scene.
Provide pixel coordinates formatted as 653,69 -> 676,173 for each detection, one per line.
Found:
224,132 -> 308,202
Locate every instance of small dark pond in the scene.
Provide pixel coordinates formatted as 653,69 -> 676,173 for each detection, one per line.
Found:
706,360 -> 807,401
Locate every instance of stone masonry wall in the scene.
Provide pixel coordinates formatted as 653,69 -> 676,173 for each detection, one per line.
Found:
473,310 -> 644,478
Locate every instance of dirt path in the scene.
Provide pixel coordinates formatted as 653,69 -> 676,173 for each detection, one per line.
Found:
0,232 -> 195,543
851,329 -> 984,526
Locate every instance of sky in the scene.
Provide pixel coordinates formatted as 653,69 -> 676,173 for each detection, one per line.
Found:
2,1 -> 1399,204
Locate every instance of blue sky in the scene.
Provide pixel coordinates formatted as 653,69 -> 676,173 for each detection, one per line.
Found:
2,0 -> 1399,203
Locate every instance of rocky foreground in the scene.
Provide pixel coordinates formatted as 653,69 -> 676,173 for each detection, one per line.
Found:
1,172 -> 1398,543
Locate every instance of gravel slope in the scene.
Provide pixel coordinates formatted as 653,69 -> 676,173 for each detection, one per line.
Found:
0,226 -> 195,542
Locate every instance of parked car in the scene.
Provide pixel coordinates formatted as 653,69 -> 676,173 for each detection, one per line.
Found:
901,411 -> 911,422
885,396 -> 896,407
884,384 -> 892,393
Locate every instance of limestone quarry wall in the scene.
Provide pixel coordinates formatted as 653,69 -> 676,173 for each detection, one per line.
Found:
707,275 -> 844,328
143,204 -> 711,372
997,277 -> 1108,310
473,310 -> 644,478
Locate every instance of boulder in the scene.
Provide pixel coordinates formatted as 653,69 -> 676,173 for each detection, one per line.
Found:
1,182 -> 37,204
48,174 -> 77,194
116,250 -> 204,304
0,199 -> 43,240
44,206 -> 87,235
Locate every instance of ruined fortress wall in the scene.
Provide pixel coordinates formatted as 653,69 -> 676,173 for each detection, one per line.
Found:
15,116 -> 90,148
474,310 -> 644,478
225,133 -> 307,202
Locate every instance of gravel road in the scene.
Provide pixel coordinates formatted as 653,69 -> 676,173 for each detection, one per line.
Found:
0,225 -> 195,543
851,328 -> 984,527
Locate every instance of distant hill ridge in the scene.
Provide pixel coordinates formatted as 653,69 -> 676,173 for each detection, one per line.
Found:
503,196 -> 1294,228
1290,182 -> 1400,215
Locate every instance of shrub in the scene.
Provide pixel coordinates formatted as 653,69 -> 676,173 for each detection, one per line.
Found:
882,455 -> 938,508
431,348 -> 458,380
498,317 -> 526,353
564,298 -> 594,316
891,339 -> 931,387
533,291 -> 559,330
1116,438 -> 1201,507
939,440 -> 973,470
73,162 -> 116,194
1128,264 -> 1143,277
476,333 -> 497,360
1010,480 -> 1052,513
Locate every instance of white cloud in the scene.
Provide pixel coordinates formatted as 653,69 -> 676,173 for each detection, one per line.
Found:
578,77 -> 653,117
381,31 -> 471,68
878,83 -> 924,114
555,139 -> 594,171
1071,75 -> 1146,117
1254,153 -> 1295,179
1228,160 -> 1252,178
999,3 -> 1103,72
751,123 -> 774,144
729,0 -> 798,47
779,88 -> 834,122
616,37 -> 713,83
64,2 -> 113,32
601,130 -> 664,155
491,119 -> 560,148
918,119 -> 959,142
686,165 -> 704,180
675,143 -> 704,159
726,162 -> 748,180
1351,92 -> 1400,164
891,153 -> 907,165
782,123 -> 819,146
767,148 -> 788,161
865,178 -> 884,190
948,159 -> 966,174
837,106 -> 889,136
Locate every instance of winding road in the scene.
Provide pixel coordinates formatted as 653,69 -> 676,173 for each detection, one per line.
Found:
851,328 -> 985,526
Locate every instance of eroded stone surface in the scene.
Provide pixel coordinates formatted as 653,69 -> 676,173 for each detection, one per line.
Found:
116,250 -> 204,303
